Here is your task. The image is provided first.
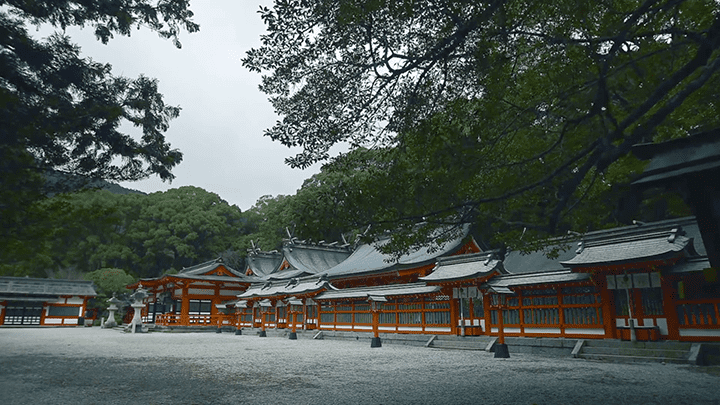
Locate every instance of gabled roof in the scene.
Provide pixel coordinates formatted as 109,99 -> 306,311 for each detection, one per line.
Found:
314,282 -> 441,301
180,258 -> 246,278
667,256 -> 712,274
282,241 -> 352,275
560,219 -> 698,267
0,277 -> 97,299
420,251 -> 505,283
237,278 -> 332,299
318,226 -> 473,279
245,251 -> 284,277
266,269 -> 309,280
484,270 -> 590,289
632,130 -> 720,186
137,258 -> 260,286
503,243 -> 577,275
502,217 -> 706,274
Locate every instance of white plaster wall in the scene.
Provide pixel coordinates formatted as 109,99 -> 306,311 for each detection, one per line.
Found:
679,329 -> 720,337
565,328 -> 605,335
44,319 -> 62,325
523,327 -> 562,334
188,288 -> 214,295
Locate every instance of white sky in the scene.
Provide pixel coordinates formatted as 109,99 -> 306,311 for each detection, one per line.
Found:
49,1 -> 340,211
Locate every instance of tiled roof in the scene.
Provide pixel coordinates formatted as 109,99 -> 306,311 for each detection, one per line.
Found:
180,258 -> 246,278
245,251 -> 284,277
668,256 -> 712,274
484,270 -> 589,288
167,273 -> 259,283
319,225 -> 471,279
282,242 -> 352,275
420,252 -> 505,282
314,282 -> 440,300
266,269 -> 310,280
0,277 -> 97,298
237,278 -> 331,299
503,243 -> 578,274
561,221 -> 698,267
632,130 -> 720,186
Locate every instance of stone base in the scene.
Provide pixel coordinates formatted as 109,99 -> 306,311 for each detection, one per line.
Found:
370,337 -> 382,348
288,332 -> 297,340
235,328 -> 242,335
259,330 -> 267,337
102,321 -> 117,329
216,327 -> 222,333
494,343 -> 510,358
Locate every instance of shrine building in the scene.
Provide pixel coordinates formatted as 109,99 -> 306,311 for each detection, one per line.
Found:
0,276 -> 97,326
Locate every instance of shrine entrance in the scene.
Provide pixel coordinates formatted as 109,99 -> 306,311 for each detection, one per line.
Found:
4,301 -> 43,325
455,287 -> 485,336
608,272 -> 667,341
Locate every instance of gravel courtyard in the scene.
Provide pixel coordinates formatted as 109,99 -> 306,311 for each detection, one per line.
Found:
1,328 -> 718,405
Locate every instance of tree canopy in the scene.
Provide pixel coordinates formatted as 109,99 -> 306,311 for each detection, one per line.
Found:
1,0 -> 198,250
244,0 -> 717,252
0,186 -> 250,279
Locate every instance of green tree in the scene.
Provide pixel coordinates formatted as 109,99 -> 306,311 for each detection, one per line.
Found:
1,1 -> 198,253
244,0 -> 717,251
83,267 -> 137,322
241,194 -> 298,252
124,186 -> 246,277
1,187 -> 250,279
84,267 -> 137,297
0,190 -> 141,277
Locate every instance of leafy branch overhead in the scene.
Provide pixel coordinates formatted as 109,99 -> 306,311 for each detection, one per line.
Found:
244,0 -> 718,250
1,0 -> 198,249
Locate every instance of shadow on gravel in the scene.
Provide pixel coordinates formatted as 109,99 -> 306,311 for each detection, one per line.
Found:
0,355 -> 238,405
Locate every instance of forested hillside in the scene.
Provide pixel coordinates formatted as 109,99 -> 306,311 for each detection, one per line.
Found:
0,186 -> 287,280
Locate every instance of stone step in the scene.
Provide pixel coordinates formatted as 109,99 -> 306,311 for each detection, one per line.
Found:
429,343 -> 489,351
578,353 -> 689,364
582,339 -> 692,351
581,346 -> 689,359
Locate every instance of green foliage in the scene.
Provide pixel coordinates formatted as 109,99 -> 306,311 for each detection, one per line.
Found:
1,0 -> 198,253
84,268 -> 137,297
1,186 -> 249,279
240,194 -> 298,252
245,0 -> 717,253
124,186 -> 247,276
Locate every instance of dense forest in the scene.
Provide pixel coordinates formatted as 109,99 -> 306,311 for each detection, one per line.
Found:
0,185 -> 297,280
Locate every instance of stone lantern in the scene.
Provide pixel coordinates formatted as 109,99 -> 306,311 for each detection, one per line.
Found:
128,284 -> 149,333
103,295 -> 123,328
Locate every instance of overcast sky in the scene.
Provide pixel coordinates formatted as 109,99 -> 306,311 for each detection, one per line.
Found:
53,1 -> 340,211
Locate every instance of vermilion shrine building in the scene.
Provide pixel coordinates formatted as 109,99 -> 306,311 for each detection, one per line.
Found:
140,216 -> 718,343
128,258 -> 258,327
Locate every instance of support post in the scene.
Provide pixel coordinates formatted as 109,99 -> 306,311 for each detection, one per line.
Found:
486,286 -> 512,358
369,296 -> 385,348
289,312 -> 297,340
259,309 -> 267,337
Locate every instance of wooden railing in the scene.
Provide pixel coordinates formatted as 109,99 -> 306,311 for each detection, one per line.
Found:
154,313 -> 237,328
676,300 -> 720,328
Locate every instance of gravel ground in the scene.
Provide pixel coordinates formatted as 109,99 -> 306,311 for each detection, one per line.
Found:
1,328 -> 719,405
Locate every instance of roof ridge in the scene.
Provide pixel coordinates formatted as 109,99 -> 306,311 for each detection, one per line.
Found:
436,251 -> 497,265
580,227 -> 686,248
